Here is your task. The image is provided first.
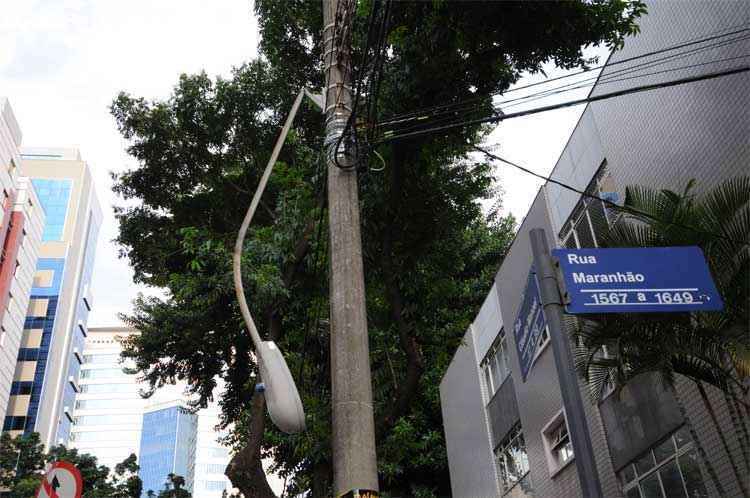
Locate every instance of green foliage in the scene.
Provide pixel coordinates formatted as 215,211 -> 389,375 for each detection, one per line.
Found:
0,432 -> 142,498
112,1 -> 645,495
0,432 -> 45,497
152,473 -> 192,498
574,177 -> 750,401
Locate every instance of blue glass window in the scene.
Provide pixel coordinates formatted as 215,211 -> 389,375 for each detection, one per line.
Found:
31,179 -> 72,242
139,407 -> 197,497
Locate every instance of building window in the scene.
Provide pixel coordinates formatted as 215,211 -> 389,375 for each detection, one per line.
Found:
79,368 -> 128,380
82,353 -> 121,364
541,410 -> 574,476
494,422 -> 530,493
482,328 -> 511,398
205,481 -> 227,491
31,178 -> 72,242
619,427 -> 707,498
559,160 -> 618,249
533,325 -> 550,363
3,416 -> 27,431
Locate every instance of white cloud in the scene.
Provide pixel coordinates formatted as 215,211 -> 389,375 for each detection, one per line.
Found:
0,0 -> 258,329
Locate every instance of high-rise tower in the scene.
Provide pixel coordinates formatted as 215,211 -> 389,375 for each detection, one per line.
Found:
0,99 -> 45,430
3,147 -> 101,448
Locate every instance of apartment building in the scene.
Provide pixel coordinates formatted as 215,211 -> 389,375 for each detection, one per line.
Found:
0,99 -> 45,430
440,1 -> 749,497
3,147 -> 102,448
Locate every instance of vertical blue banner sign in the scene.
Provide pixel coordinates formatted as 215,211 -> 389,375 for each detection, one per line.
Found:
513,267 -> 547,381
553,246 -> 724,314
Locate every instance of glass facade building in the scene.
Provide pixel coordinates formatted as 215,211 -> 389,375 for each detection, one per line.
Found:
193,396 -> 233,497
70,327 -> 233,496
2,258 -> 64,434
31,179 -> 71,242
2,148 -> 102,448
69,327 -> 145,470
139,405 -> 198,497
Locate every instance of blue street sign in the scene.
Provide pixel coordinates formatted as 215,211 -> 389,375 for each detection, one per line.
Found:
553,246 -> 724,314
513,267 -> 547,381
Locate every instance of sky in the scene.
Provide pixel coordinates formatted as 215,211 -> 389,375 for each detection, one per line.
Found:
0,0 -> 609,329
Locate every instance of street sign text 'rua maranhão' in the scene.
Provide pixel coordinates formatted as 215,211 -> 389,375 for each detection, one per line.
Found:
513,266 -> 547,381
553,246 -> 724,314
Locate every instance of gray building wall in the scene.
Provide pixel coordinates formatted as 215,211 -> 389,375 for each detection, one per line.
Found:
441,1 -> 749,497
493,191 -> 622,498
440,324 -> 501,498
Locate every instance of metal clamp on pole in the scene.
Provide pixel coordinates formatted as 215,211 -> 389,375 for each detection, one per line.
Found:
529,228 -> 603,498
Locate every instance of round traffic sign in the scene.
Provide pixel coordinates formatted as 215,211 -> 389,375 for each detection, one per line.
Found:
35,461 -> 83,498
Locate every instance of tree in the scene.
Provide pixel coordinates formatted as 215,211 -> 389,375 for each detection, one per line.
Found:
0,432 -> 45,497
574,177 -> 750,496
153,473 -> 192,498
112,1 -> 645,496
111,453 -> 143,498
0,432 -> 143,497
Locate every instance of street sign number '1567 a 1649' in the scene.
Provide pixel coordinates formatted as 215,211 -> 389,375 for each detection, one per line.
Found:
553,246 -> 723,314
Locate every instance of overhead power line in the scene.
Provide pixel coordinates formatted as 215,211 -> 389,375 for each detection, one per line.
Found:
472,146 -> 749,247
377,65 -> 749,144
377,26 -> 750,127
379,50 -> 749,139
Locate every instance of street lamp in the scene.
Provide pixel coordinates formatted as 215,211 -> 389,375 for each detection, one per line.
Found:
233,88 -> 323,434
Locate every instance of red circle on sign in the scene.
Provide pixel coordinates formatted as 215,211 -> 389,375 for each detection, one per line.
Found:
35,461 -> 83,498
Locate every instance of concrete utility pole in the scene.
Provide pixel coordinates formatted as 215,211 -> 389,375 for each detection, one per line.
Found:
322,0 -> 379,496
529,228 -> 603,498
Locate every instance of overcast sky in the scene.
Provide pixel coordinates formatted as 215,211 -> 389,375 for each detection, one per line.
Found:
0,0 -> 608,327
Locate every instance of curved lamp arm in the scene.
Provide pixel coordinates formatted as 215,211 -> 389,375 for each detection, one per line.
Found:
232,87 -> 321,434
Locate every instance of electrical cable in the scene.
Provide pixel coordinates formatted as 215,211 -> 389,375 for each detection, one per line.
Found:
376,65 -> 749,144
373,49 -> 750,141
336,0 -> 392,172
377,32 -> 750,130
497,52 -> 750,113
472,145 -> 750,247
333,0 -> 382,171
376,26 -> 750,127
296,151 -> 328,390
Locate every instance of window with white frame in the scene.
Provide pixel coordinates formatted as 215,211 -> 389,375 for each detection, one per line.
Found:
559,160 -> 619,249
541,410 -> 574,476
618,426 -> 708,498
482,328 -> 510,398
494,422 -> 530,493
534,325 -> 550,361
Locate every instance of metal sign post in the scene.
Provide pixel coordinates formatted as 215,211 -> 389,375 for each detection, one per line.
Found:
530,228 -> 603,498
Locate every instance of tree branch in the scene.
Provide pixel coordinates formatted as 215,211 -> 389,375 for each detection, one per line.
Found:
376,146 -> 425,436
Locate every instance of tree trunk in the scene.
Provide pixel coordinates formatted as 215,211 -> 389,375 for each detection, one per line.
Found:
695,381 -> 750,497
226,201 -> 322,496
673,386 -> 727,497
225,391 -> 278,498
376,147 -> 424,436
310,461 -> 331,498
